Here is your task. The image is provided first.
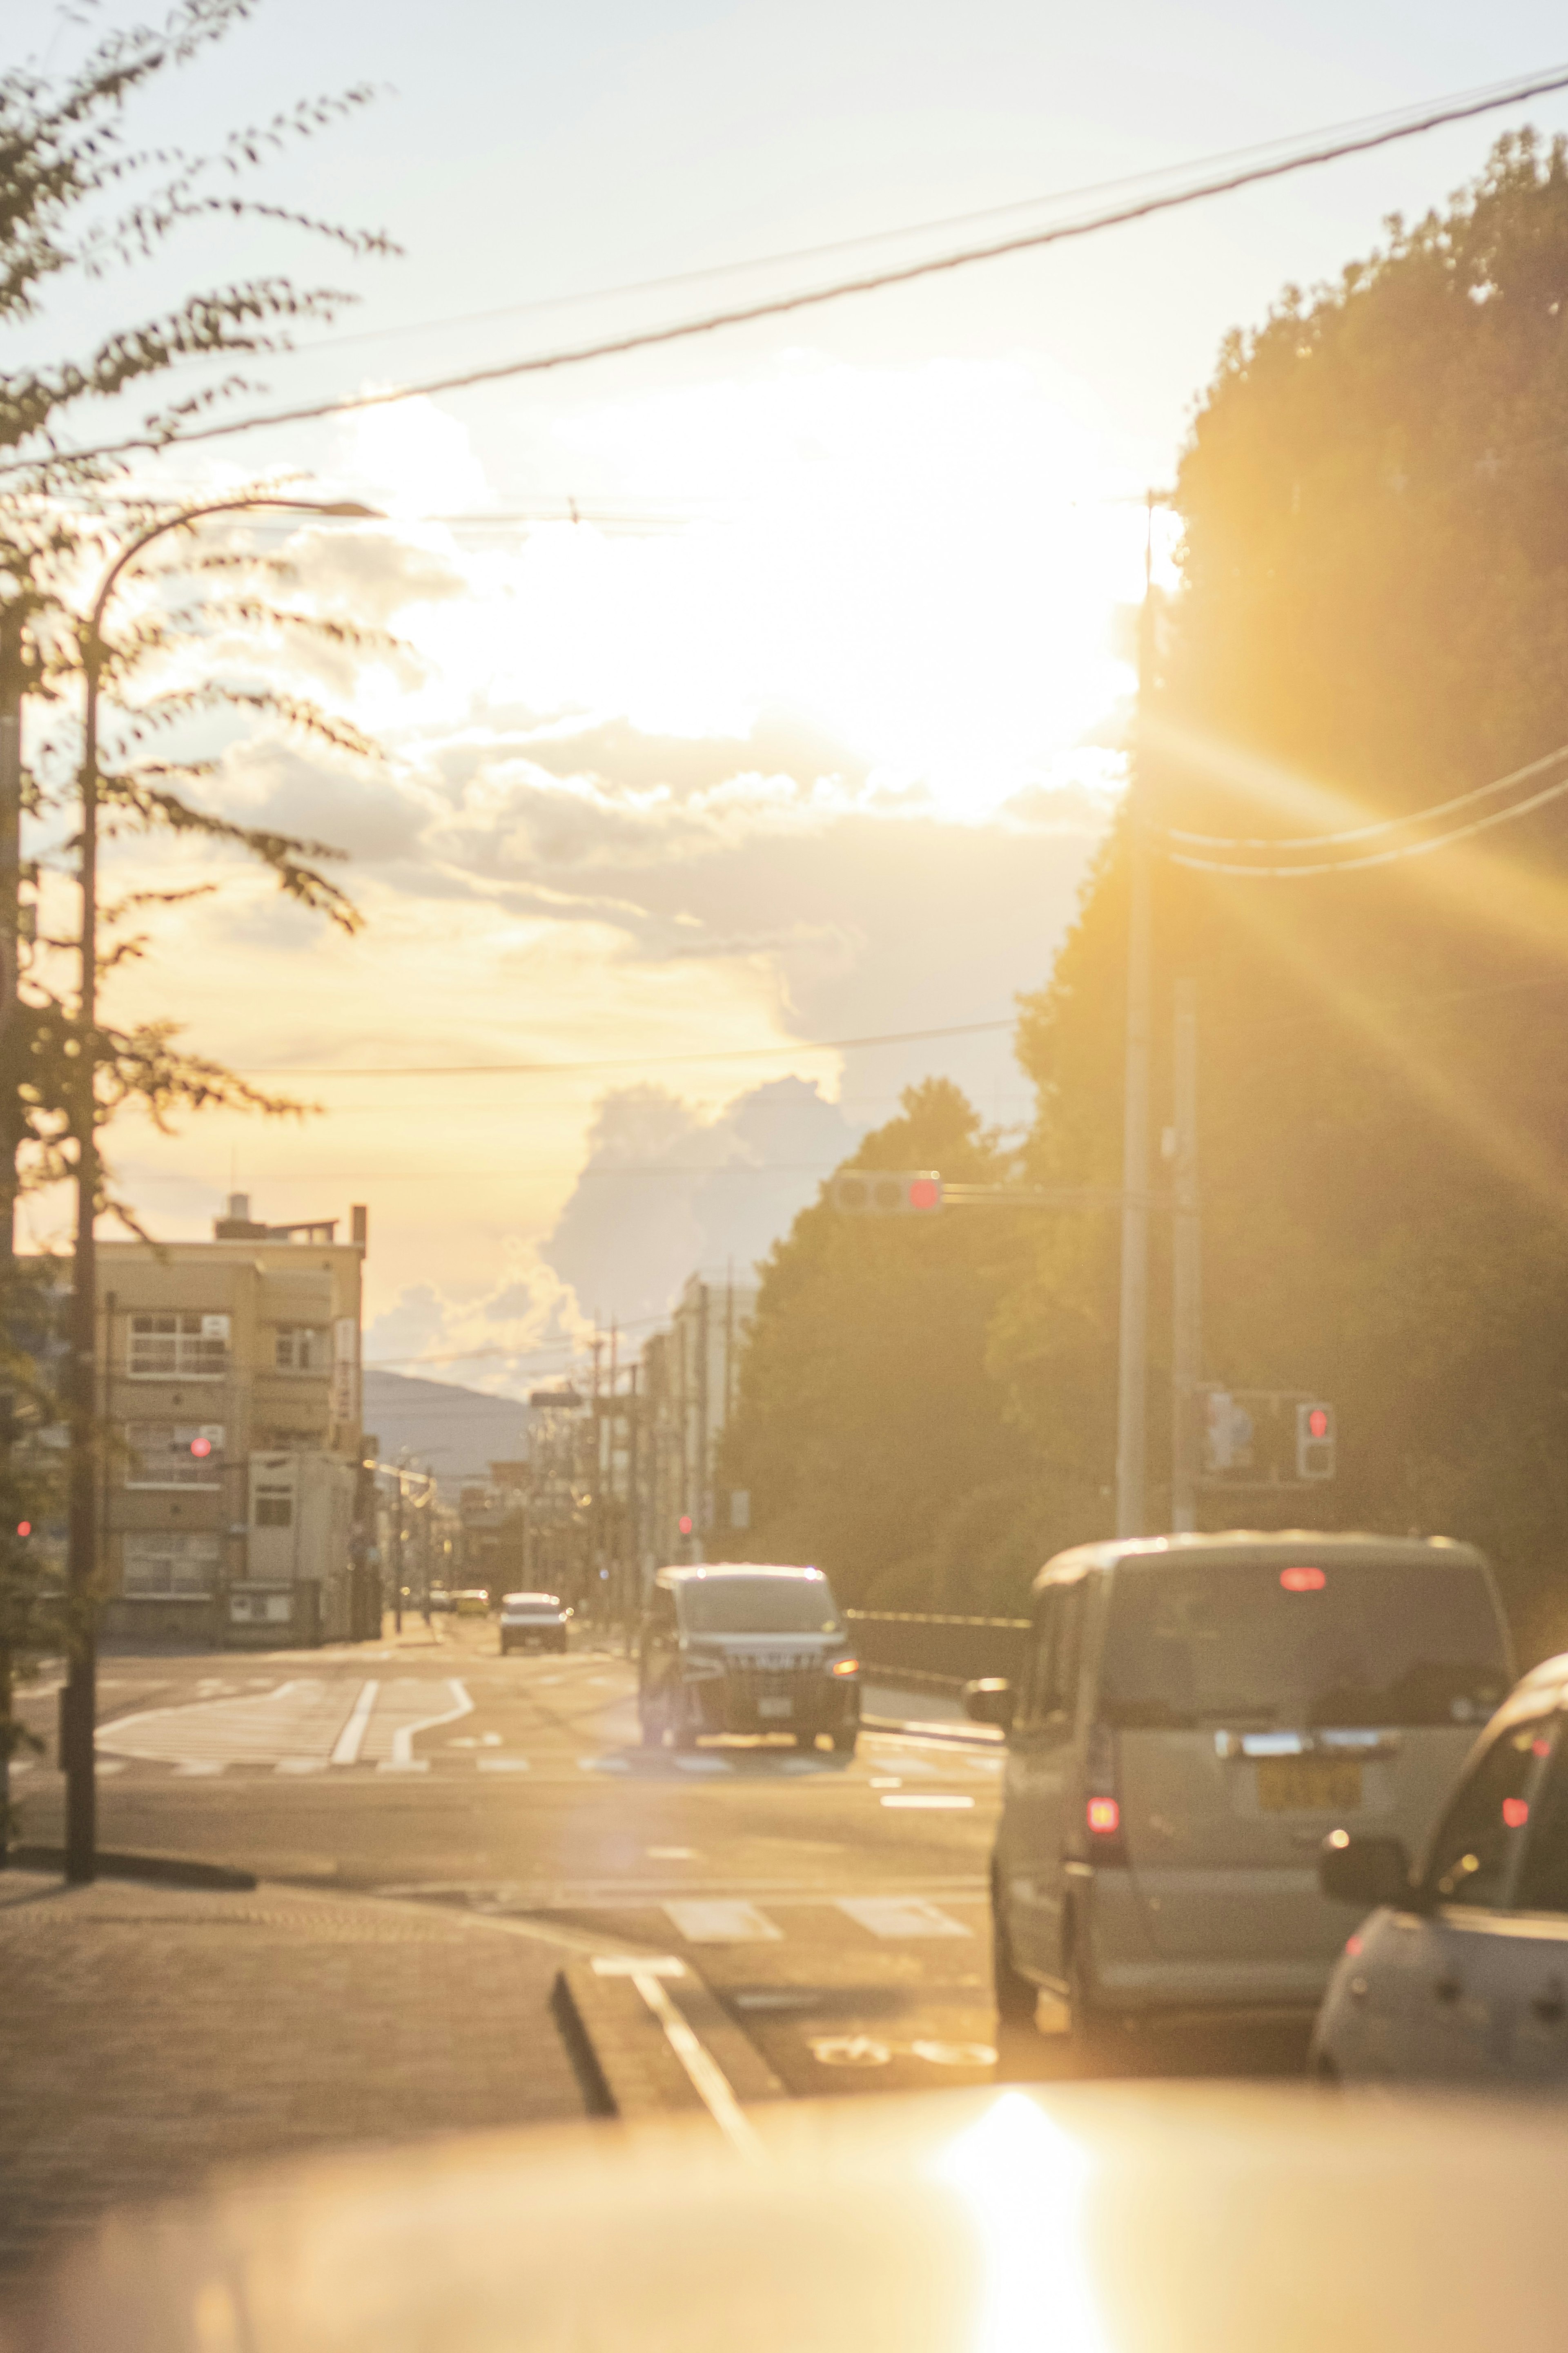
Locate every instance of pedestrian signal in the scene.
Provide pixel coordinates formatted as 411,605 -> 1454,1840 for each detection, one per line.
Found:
831,1171 -> 944,1216
1295,1401 -> 1335,1481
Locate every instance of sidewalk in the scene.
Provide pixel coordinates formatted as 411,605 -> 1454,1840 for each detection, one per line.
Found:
0,1870 -> 593,2297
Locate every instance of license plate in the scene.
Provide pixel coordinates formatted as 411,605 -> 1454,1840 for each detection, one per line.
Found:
758,1696 -> 793,1719
1256,1756 -> 1362,1812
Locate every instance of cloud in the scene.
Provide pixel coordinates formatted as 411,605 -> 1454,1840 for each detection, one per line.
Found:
282,524 -> 468,624
541,1074 -> 861,1326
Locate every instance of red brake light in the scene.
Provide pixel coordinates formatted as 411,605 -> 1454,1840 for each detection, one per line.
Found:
1503,1797 -> 1530,1830
189,1436 -> 212,1459
1280,1564 -> 1325,1593
1345,1933 -> 1363,1957
15,1521 -> 30,1537
1086,1796 -> 1120,1836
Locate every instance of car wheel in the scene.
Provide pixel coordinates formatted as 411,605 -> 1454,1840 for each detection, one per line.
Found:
991,1874 -> 1037,2027
832,1727 -> 858,1757
638,1693 -> 662,1747
671,1692 -> 699,1751
794,1731 -> 818,1752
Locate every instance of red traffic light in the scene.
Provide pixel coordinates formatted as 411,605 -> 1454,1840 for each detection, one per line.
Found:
1306,1407 -> 1330,1440
907,1177 -> 942,1211
15,1521 -> 29,1538
678,1514 -> 693,1536
189,1436 -> 213,1459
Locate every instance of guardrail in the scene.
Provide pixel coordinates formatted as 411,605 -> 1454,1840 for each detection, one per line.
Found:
844,1608 -> 1030,1692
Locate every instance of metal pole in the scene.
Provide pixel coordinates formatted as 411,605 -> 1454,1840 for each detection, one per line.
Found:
1170,982 -> 1201,1533
1115,500 -> 1157,1541
0,604 -> 21,1865
62,630 -> 102,1883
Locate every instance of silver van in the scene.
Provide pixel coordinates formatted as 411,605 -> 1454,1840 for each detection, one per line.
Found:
638,1564 -> 861,1753
965,1531 -> 1513,2050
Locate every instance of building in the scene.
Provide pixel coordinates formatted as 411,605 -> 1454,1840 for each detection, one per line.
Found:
639,1269 -> 757,1576
95,1193 -> 368,1648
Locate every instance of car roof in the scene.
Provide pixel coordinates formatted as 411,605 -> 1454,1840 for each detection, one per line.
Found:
655,1563 -> 826,1587
1031,1529 -> 1488,1595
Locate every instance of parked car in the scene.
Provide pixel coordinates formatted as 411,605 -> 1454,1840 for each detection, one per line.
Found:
1312,1647 -> 1568,2085
638,1564 -> 860,1753
426,1588 -> 454,1614
965,1531 -> 1513,2053
499,1592 -> 572,1655
454,1588 -> 491,1618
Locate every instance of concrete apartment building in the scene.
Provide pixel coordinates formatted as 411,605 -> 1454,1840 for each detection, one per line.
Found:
639,1269 -> 758,1569
96,1193 -> 368,1649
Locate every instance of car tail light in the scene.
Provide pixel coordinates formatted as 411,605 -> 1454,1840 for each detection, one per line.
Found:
1081,1723 -> 1126,1860
831,1656 -> 860,1677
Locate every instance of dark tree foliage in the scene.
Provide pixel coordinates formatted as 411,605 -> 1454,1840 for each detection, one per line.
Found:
718,1080 -> 1041,1612
1002,131 -> 1568,1657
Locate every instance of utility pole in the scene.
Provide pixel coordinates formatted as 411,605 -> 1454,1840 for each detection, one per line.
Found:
1115,495 -> 1158,1540
626,1359 -> 640,1646
590,1331 -> 604,1621
1170,981 -> 1201,1533
0,602 -> 22,1865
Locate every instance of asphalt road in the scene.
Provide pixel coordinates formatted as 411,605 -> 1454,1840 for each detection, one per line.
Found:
10,1619 -> 1310,2098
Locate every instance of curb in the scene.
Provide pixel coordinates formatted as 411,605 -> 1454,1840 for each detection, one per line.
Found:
4,1845 -> 257,1892
553,1955 -> 784,2138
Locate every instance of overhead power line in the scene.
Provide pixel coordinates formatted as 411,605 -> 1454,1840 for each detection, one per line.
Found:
1169,746 -> 1568,876
240,1014 -> 1014,1078
1163,741 -> 1568,850
13,62 -> 1568,477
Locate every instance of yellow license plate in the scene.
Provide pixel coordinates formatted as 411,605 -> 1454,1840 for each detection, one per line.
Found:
1256,1756 -> 1362,1812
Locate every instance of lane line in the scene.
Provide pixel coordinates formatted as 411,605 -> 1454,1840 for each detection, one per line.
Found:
329,1680 -> 380,1766
664,1900 -> 782,1944
477,1756 -> 530,1773
880,1793 -> 974,1810
390,1678 -> 472,1764
837,1896 -> 971,1938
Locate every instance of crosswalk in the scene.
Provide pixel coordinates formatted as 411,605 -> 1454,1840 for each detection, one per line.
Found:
94,1676 -> 477,1773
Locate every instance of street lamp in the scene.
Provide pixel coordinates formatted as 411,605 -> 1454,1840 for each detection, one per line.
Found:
60,494 -> 381,1884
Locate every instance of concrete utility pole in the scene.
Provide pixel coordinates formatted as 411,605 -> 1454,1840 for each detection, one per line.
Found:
1170,981 -> 1201,1532
1115,497 -> 1158,1540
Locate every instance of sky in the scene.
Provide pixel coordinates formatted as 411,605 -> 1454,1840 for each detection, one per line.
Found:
9,0 -> 1568,1391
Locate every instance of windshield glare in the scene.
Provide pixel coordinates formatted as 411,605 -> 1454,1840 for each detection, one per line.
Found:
677,1576 -> 842,1636
1100,1558 -> 1509,1729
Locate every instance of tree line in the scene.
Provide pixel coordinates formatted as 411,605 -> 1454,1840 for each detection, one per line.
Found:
722,131 -> 1568,1664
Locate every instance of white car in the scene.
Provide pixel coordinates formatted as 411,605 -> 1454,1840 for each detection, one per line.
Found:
967,1530 -> 1513,2052
499,1592 -> 572,1655
1312,1649 -> 1568,2084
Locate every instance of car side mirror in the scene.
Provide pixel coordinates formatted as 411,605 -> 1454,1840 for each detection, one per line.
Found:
963,1677 -> 1016,1731
1318,1829 -> 1418,1910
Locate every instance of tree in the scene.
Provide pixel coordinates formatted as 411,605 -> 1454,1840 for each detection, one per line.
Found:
1000,129 -> 1568,1657
719,1080 -> 1042,1611
0,3 -> 394,1831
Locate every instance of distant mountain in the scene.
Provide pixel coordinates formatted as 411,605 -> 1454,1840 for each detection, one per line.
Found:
361,1369 -> 533,1499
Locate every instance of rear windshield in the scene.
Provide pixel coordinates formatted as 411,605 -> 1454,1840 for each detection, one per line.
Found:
1100,1557 -> 1510,1731
504,1600 -> 560,1615
677,1576 -> 842,1635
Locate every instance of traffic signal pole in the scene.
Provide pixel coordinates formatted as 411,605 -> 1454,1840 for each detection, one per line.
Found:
1114,508 -> 1158,1540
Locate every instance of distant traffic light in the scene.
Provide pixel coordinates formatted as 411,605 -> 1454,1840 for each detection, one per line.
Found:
1296,1401 -> 1336,1481
831,1170 -> 944,1216
678,1514 -> 694,1537
188,1436 -> 213,1459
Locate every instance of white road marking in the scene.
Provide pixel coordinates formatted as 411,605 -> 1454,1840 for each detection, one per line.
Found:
810,2036 -> 890,2067
837,1896 -> 971,1939
330,1681 -> 380,1766
911,2039 -> 997,2066
388,1679 -> 472,1764
870,1777 -> 902,1788
96,1760 -> 127,1776
477,1756 -> 530,1773
275,1759 -> 327,1775
589,1956 -> 762,2160
579,1756 -> 630,1774
880,1794 -> 974,1810
648,1846 -> 697,1860
663,1899 -> 783,1944
376,1758 -> 430,1775
674,1755 -> 732,1775
172,1761 -> 225,1778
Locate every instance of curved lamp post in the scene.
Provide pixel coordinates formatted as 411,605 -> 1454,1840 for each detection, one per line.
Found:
62,494 -> 380,1882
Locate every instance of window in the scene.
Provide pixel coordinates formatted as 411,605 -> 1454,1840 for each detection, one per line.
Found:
1423,1716 -> 1549,1909
1512,1720 -> 1568,1913
122,1532 -> 220,1596
1023,1583 -> 1085,1728
124,1422 -> 224,1488
128,1312 -> 229,1380
254,1482 -> 293,1529
274,1326 -> 328,1373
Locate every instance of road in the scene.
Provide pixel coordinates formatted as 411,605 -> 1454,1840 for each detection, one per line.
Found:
10,1619 -> 1308,2098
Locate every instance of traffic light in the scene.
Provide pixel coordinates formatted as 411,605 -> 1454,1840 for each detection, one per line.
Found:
831,1171 -> 944,1215
1296,1401 -> 1335,1481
